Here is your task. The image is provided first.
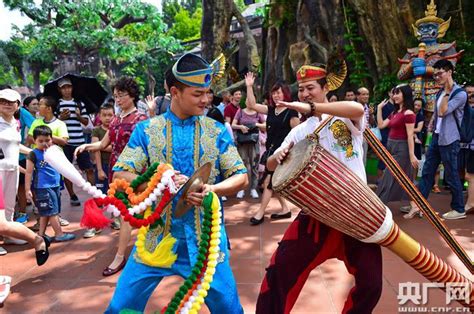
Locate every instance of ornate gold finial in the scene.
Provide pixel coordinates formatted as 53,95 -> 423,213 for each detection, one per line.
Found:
425,0 -> 437,18
414,0 -> 446,27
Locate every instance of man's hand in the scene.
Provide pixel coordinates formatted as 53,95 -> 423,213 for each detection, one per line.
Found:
173,172 -> 188,189
75,108 -> 81,117
186,184 -> 214,207
59,109 -> 70,120
275,142 -> 294,164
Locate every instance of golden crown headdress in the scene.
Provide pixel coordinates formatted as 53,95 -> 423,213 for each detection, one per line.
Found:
412,0 -> 451,39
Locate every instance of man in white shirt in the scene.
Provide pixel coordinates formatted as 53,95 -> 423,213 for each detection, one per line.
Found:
256,64 -> 383,314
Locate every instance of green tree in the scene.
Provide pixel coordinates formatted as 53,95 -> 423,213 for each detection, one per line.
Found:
162,0 -> 202,42
169,7 -> 202,41
3,0 -> 182,94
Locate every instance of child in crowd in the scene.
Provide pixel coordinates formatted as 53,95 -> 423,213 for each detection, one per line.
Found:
23,96 -> 39,118
25,126 -> 75,242
28,96 -> 70,229
28,96 -> 69,147
83,104 -> 118,238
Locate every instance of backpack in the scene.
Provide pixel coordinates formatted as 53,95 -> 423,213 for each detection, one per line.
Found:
451,88 -> 474,144
436,88 -> 473,144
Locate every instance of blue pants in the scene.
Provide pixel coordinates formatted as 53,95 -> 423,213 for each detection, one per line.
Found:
418,135 -> 464,213
106,243 -> 243,314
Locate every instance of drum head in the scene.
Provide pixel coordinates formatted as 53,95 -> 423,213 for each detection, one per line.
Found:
272,138 -> 315,191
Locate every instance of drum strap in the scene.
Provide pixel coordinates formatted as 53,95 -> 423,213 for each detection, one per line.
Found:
364,128 -> 473,271
313,115 -> 334,135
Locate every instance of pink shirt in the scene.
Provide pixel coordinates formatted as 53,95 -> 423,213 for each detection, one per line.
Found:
234,109 -> 265,125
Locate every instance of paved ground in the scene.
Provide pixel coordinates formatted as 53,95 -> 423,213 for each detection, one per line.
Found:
1,187 -> 472,313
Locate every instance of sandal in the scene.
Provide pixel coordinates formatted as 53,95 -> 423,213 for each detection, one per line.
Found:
432,185 -> 441,194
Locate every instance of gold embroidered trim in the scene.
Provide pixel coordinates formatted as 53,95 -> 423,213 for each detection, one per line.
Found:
221,145 -> 247,178
166,119 -> 173,163
194,120 -> 201,241
114,146 -> 148,174
199,117 -> 221,184
146,116 -> 167,164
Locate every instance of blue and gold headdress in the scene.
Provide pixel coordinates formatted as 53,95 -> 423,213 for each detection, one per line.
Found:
172,53 -> 226,88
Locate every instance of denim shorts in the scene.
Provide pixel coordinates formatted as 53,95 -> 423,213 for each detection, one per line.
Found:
34,187 -> 61,217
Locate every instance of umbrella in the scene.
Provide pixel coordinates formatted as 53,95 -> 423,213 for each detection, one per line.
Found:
43,73 -> 108,114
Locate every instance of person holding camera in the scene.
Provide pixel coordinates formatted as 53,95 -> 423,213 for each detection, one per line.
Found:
231,103 -> 266,199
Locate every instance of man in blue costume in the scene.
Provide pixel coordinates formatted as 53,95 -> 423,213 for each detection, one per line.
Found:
106,53 -> 248,313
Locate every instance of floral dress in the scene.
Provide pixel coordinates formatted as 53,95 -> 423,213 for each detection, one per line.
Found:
107,110 -> 148,180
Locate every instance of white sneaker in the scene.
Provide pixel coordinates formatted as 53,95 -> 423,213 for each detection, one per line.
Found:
59,216 -> 70,226
442,210 -> 466,220
0,247 -> 7,256
236,190 -> 245,199
3,238 -> 28,245
400,205 -> 411,213
83,228 -> 102,238
250,189 -> 259,199
0,275 -> 12,304
221,196 -> 228,202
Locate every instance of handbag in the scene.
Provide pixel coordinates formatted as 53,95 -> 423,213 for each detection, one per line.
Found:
235,110 -> 259,144
260,144 -> 274,165
236,127 -> 259,144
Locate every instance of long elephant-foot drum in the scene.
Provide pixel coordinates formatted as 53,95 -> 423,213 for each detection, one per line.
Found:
272,136 -> 473,309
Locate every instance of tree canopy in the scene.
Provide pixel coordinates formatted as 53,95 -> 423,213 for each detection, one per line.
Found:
2,0 -> 182,95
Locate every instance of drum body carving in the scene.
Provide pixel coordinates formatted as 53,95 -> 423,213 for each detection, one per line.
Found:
272,137 -> 473,308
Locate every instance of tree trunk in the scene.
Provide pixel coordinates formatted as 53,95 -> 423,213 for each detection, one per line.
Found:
32,65 -> 41,94
231,1 -> 260,73
147,68 -> 156,98
262,0 -> 299,93
201,0 -> 233,61
201,0 -> 233,90
262,0 -> 469,95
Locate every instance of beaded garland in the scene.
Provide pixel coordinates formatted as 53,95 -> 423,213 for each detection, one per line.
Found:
105,167 -> 222,314
162,192 -> 222,314
107,162 -> 176,217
